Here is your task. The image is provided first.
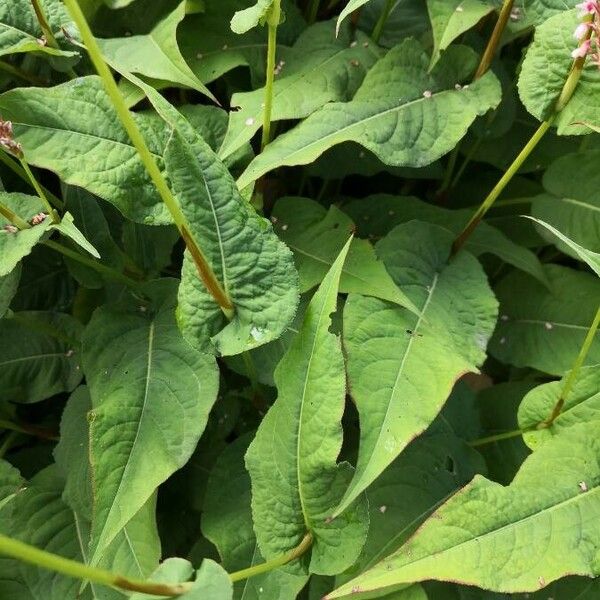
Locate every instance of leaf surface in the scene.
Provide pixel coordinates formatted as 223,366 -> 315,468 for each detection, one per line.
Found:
82,279 -> 219,563
0,265 -> 20,318
237,41 -> 500,188
246,239 -> 369,575
329,422 -> 600,598
335,221 -> 498,515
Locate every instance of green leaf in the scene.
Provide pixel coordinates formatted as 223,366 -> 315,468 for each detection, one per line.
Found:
0,77 -> 171,225
51,212 -> 100,258
0,264 -> 20,318
122,78 -> 298,355
219,20 -> 381,160
230,0 -> 277,34
526,217 -> 600,277
129,558 -> 233,600
82,279 -> 219,564
0,0 -> 79,60
237,40 -> 500,188
518,9 -> 600,134
344,194 -> 548,285
328,421 -> 600,598
272,197 -> 419,313
0,311 -> 82,403
489,265 -> 600,375
334,221 -> 498,516
0,193 -> 52,277
0,459 -> 23,506
98,1 -> 216,102
246,239 -> 369,575
203,434 -> 309,599
519,365 -> 600,450
427,0 -> 494,67
337,0 -> 374,33
516,0 -> 580,26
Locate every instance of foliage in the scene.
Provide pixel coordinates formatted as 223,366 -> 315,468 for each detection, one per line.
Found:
0,0 -> 599,599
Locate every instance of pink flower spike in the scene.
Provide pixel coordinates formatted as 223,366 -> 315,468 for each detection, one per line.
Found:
572,39 -> 592,58
576,1 -> 598,16
574,22 -> 591,40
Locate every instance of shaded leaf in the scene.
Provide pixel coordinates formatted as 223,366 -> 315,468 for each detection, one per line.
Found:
335,221 -> 498,516
246,239 -> 369,575
0,264 -> 20,318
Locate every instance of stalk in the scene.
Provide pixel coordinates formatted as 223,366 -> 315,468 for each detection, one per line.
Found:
229,533 -> 313,582
0,533 -> 192,597
474,0 -> 515,79
20,159 -> 60,223
261,0 -> 281,151
0,199 -> 31,230
451,21 -> 593,257
63,0 -> 234,316
469,428 -> 526,447
539,306 -> 600,428
306,0 -> 320,23
372,0 -> 394,44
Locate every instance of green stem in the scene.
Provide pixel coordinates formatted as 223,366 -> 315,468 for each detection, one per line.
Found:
474,0 -> 514,79
229,533 -> 313,582
0,199 -> 31,230
306,0 -> 320,23
539,306 -> 600,428
0,432 -> 19,458
30,0 -> 60,48
372,0 -> 394,44
261,0 -> 281,151
451,118 -> 553,257
0,533 -> 193,596
469,429 -> 526,447
436,143 -> 461,197
63,0 -> 233,316
0,419 -> 58,441
43,239 -> 140,289
0,59 -> 46,85
0,152 -> 63,208
20,159 -> 60,223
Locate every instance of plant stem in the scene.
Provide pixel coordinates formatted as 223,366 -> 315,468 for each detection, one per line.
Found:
0,152 -> 63,208
372,0 -> 395,44
63,0 -> 234,317
229,533 -> 313,582
20,159 -> 60,222
0,431 -> 19,458
474,0 -> 514,79
469,429 -> 526,447
261,0 -> 281,151
43,239 -> 140,288
450,118 -> 553,257
436,143 -> 460,197
539,306 -> 600,429
0,60 -> 46,85
306,0 -> 320,23
0,419 -> 58,441
0,533 -> 193,596
0,199 -> 31,230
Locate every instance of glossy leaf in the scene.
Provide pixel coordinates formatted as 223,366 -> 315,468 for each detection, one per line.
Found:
489,265 -> 600,375
335,221 -> 498,515
246,239 -> 369,575
98,1 -> 216,101
330,421 -> 600,598
82,280 -> 219,563
237,40 -> 500,188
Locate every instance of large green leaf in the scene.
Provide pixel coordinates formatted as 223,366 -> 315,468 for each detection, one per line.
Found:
426,0 -> 494,67
334,221 -> 498,516
0,193 -> 52,277
0,0 -> 79,60
0,265 -> 20,318
122,78 -> 298,355
337,0 -> 375,32
230,0 -> 277,34
531,151 -> 600,260
0,311 -> 82,404
329,421 -> 600,598
519,366 -> 600,450
344,194 -> 548,285
518,9 -> 600,134
0,77 -> 171,225
237,40 -> 500,188
489,265 -> 600,375
246,239 -> 369,575
203,434 -> 308,599
82,280 -> 219,564
219,20 -> 381,160
98,1 -> 216,101
271,197 -> 418,313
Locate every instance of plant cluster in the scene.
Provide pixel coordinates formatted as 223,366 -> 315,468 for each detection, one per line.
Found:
0,0 -> 599,599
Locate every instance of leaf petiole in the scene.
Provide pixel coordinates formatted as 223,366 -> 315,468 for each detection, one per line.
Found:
372,0 -> 395,44
261,0 -> 281,151
19,159 -> 60,223
474,0 -> 515,79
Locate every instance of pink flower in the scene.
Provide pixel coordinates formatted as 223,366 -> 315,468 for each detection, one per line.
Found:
576,1 -> 599,16
30,212 -> 47,225
572,38 -> 592,57
574,22 -> 591,39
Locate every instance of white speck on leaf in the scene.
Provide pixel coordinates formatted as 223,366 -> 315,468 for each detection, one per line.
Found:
579,481 -> 588,492
379,505 -> 387,513
245,117 -> 255,126
544,322 -> 553,330
423,90 -> 432,98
